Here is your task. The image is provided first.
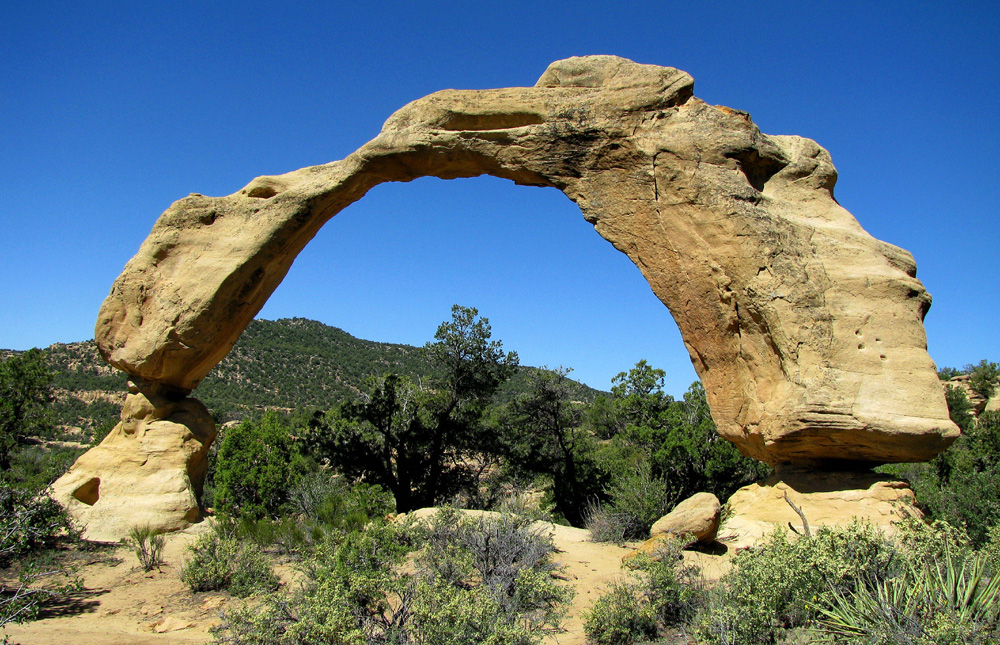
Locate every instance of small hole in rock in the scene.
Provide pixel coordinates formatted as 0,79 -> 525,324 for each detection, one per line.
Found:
247,186 -> 278,199
72,478 -> 100,506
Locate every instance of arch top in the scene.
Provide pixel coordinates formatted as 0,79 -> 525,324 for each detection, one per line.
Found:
95,56 -> 957,466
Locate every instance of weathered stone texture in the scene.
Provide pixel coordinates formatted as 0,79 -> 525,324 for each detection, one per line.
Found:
59,56 -> 959,538
92,55 -> 956,466
51,386 -> 216,541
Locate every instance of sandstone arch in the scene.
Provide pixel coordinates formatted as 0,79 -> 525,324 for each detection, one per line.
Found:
54,56 -> 958,539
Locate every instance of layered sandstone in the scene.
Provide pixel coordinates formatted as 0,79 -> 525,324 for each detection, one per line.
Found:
58,55 -> 959,538
51,384 -> 216,541
721,469 -> 919,550
91,55 -> 956,466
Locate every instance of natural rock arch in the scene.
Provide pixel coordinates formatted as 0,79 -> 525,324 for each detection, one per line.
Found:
54,56 -> 957,539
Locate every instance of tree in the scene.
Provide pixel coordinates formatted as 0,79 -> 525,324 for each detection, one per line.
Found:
968,359 -> 999,400
503,367 -> 603,526
0,349 -> 53,472
214,411 -> 309,519
605,364 -> 766,528
610,360 -> 672,429
314,306 -> 518,512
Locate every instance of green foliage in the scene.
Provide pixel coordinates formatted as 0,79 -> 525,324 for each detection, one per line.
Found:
591,372 -> 766,538
211,510 -> 571,644
124,524 -> 164,572
697,522 -> 898,644
939,366 -> 965,381
181,529 -> 279,597
583,537 -> 703,644
889,411 -> 1000,547
815,546 -> 1000,644
583,580 -> 658,645
0,481 -> 73,568
968,359 -> 1000,400
226,477 -> 396,554
311,306 -> 519,512
0,479 -> 80,633
214,411 -> 309,519
501,367 -> 604,526
585,460 -> 670,541
946,384 -> 977,434
6,443 -> 86,493
0,349 -> 53,470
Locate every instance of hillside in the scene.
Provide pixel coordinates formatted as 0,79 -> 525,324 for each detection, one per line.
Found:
28,317 -> 605,430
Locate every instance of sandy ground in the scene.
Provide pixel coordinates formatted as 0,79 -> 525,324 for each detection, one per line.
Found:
5,516 -> 731,645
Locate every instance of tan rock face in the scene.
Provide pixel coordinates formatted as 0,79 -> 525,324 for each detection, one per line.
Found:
650,492 -> 722,544
721,470 -> 919,550
93,55 -> 955,466
51,387 -> 216,541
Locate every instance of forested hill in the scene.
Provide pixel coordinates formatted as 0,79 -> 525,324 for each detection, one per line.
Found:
27,317 -> 605,430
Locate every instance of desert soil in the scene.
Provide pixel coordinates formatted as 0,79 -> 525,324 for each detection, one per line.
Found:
5,517 -> 730,645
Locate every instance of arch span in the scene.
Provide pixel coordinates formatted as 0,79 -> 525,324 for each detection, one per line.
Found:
96,55 -> 955,465
54,56 -> 961,539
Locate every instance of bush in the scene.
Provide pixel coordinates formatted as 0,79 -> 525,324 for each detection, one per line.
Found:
583,537 -> 703,644
124,524 -> 164,572
0,481 -> 80,632
968,360 -> 1000,400
181,530 -> 278,598
816,546 -> 1000,644
0,481 -> 73,567
587,460 -> 671,541
584,580 -> 658,645
214,411 -> 309,520
211,510 -> 572,644
696,522 -> 898,644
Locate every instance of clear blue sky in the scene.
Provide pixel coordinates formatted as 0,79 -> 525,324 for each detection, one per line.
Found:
2,1 -> 997,395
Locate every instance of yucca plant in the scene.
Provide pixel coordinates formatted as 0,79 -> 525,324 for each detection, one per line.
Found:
815,546 -> 1000,643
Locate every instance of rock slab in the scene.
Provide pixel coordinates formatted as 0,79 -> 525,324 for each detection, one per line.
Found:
651,492 -> 722,543
721,469 -> 919,550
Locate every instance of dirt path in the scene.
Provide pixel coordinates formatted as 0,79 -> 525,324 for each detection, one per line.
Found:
6,517 -> 731,645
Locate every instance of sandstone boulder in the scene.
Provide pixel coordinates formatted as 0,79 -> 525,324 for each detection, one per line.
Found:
650,492 -> 722,543
626,492 -> 722,560
721,469 -> 918,550
51,386 -> 215,541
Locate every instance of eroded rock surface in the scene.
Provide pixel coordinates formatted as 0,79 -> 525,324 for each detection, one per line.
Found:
51,385 -> 215,541
721,469 -> 919,550
90,55 -> 956,466
58,56 -> 959,538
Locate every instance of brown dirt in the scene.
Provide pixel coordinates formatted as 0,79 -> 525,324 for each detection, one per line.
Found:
6,517 -> 731,645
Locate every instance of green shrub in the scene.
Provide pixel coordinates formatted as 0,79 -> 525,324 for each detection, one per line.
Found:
697,522 -> 898,644
181,530 -> 278,597
587,460 -> 671,541
583,536 -> 703,644
124,524 -> 165,572
584,580 -> 658,645
968,360 -> 1000,400
0,481 -> 73,567
211,511 -> 572,644
214,411 -> 309,520
816,546 -> 1000,644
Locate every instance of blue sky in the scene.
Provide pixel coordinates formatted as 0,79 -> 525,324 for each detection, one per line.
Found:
2,1 -> 997,395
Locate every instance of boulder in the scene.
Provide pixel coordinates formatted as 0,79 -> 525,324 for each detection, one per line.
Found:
650,492 -> 722,543
626,492 -> 721,561
51,385 -> 216,541
721,469 -> 919,550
